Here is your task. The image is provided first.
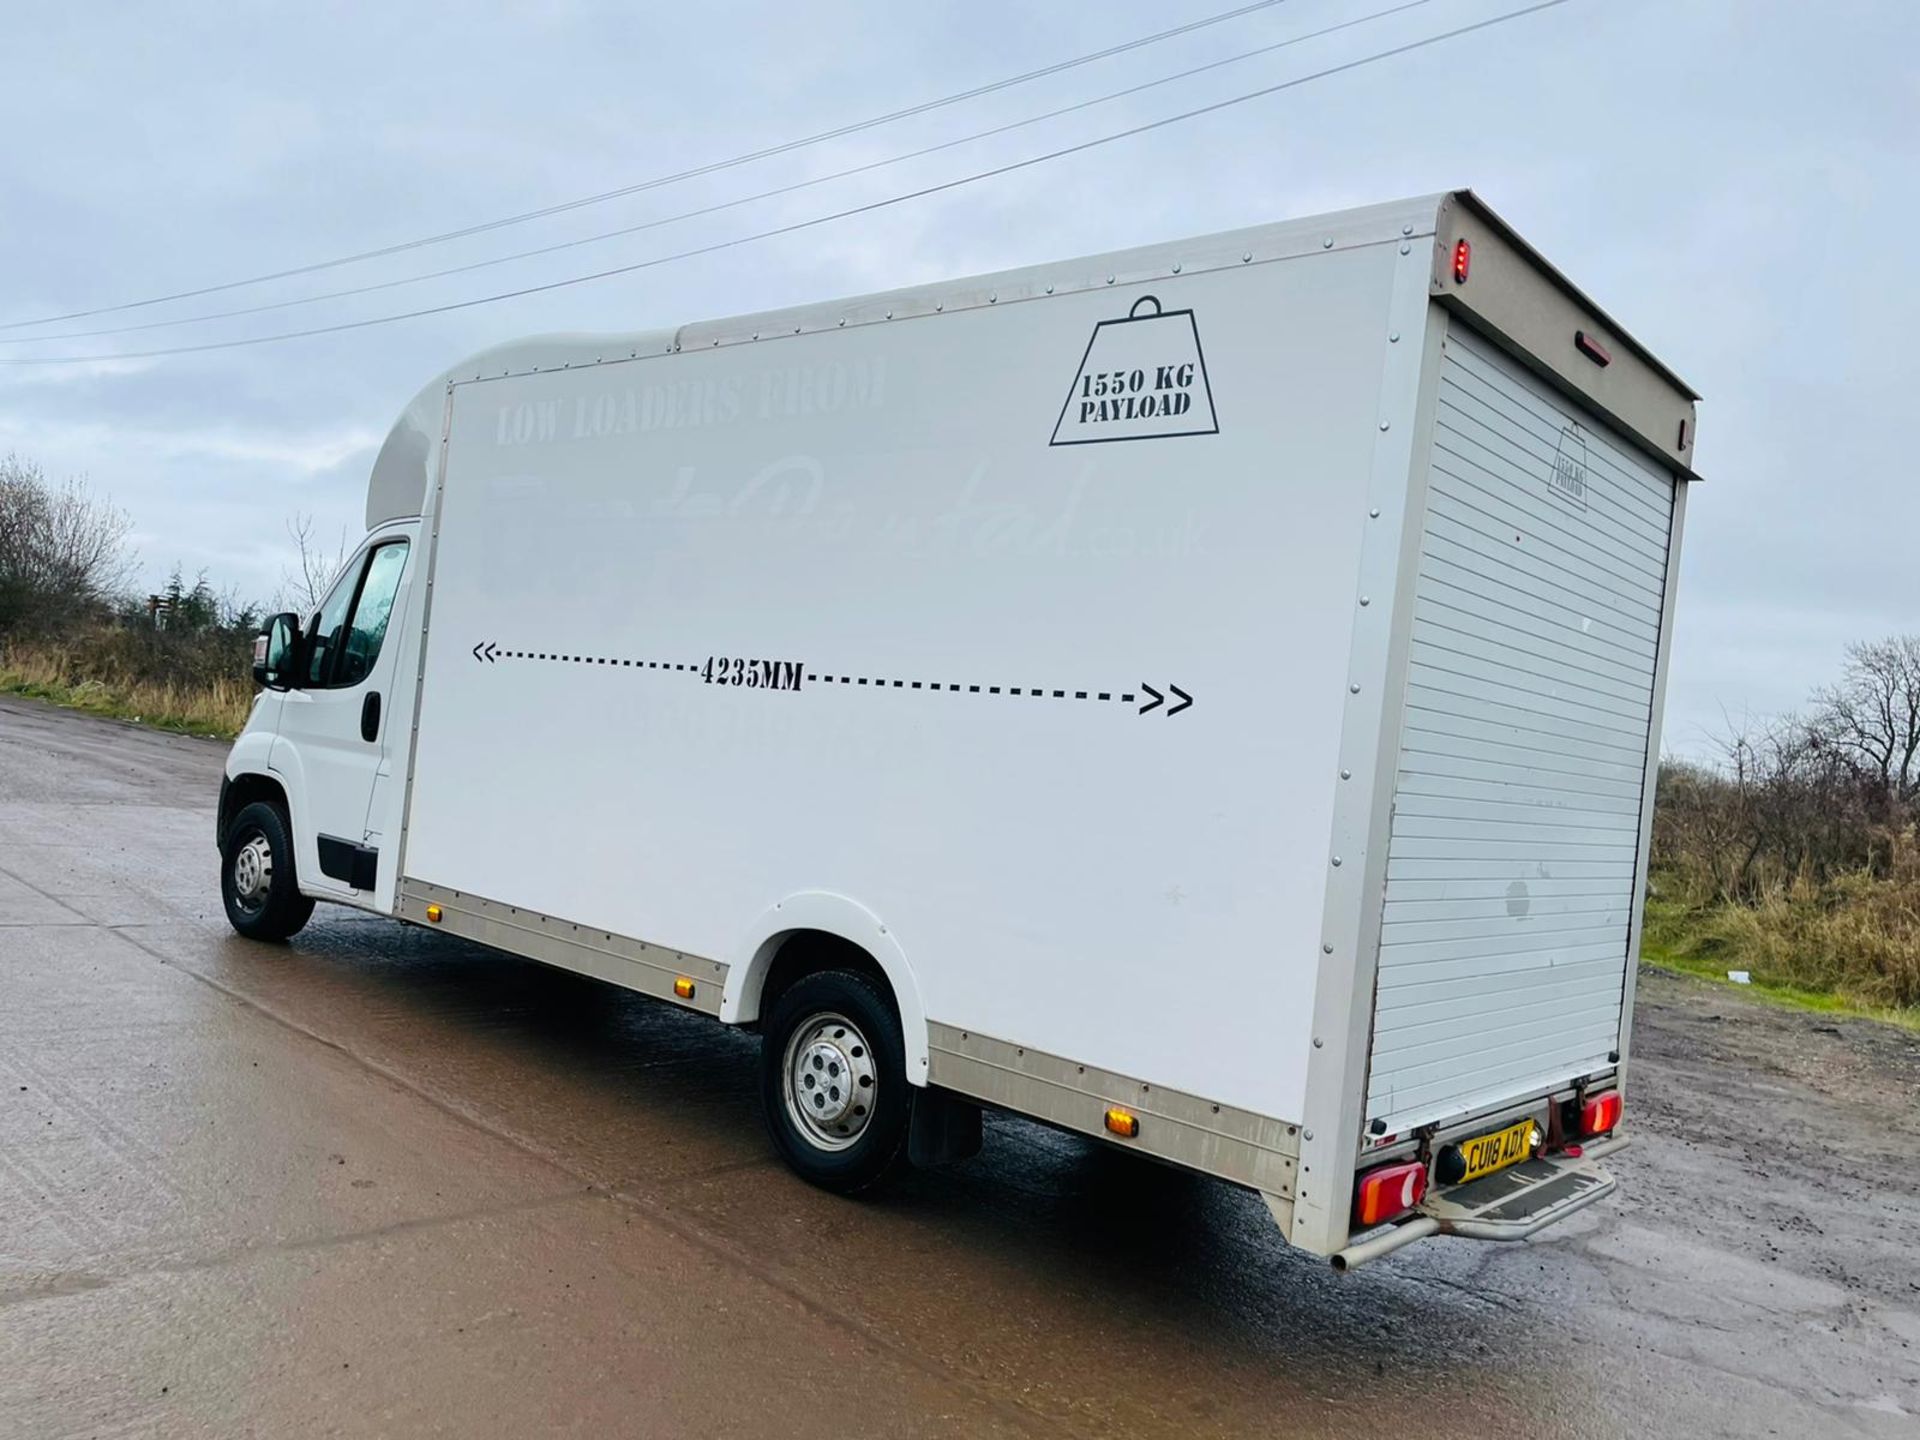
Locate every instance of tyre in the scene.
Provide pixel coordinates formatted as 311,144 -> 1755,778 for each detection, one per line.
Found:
220,800 -> 316,941
760,969 -> 911,1194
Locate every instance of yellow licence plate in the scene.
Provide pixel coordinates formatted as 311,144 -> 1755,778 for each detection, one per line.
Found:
1456,1116 -> 1538,1184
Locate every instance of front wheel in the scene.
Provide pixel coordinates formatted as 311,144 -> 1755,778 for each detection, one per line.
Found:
760,969 -> 911,1194
220,800 -> 315,941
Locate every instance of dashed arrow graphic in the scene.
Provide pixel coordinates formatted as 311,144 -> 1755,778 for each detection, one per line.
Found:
470,640 -> 1194,717
1137,683 -> 1193,717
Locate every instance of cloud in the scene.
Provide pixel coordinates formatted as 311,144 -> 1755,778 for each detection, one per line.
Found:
0,414 -> 381,478
0,356 -> 158,387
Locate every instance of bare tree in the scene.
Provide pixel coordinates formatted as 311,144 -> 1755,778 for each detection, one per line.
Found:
1811,635 -> 1920,805
1656,688 -> 1913,905
279,512 -> 351,614
0,453 -> 135,631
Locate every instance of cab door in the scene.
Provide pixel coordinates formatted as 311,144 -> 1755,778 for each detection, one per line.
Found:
272,531 -> 414,903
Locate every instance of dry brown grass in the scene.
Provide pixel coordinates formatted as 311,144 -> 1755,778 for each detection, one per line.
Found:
1646,854 -> 1920,1011
0,638 -> 254,738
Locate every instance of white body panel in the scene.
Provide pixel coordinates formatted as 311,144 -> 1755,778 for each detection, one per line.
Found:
401,239 -> 1407,1124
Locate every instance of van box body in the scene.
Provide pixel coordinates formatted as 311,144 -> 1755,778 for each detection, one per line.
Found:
223,191 -> 1697,1263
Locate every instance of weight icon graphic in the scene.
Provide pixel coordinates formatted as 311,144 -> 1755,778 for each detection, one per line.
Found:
1050,295 -> 1219,447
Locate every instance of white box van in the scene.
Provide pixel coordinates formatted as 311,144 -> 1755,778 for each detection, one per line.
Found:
219,191 -> 1698,1267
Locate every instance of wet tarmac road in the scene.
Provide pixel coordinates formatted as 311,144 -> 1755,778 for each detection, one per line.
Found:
2,694 -> 1917,1438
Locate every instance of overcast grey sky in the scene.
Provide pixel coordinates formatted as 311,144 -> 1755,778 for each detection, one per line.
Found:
0,0 -> 1913,755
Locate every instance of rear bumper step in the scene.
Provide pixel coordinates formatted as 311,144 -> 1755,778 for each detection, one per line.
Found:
1333,1136 -> 1627,1269
1424,1137 -> 1624,1240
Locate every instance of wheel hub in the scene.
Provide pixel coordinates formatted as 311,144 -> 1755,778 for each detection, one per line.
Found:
782,1013 -> 877,1151
231,834 -> 273,910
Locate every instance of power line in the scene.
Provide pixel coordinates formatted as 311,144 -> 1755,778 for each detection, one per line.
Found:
7,0 -> 1431,345
0,0 -> 1299,332
2,0 -> 1574,366
4,1 -> 1568,365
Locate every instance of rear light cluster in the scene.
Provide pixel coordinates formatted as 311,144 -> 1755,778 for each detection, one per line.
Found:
1352,1160 -> 1427,1229
1580,1090 -> 1623,1137
1352,1091 -> 1622,1231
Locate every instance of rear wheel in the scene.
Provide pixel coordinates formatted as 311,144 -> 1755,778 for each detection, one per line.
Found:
760,969 -> 910,1194
220,800 -> 315,941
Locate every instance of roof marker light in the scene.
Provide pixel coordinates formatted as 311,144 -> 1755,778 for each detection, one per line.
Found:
1452,238 -> 1471,284
1575,330 -> 1613,367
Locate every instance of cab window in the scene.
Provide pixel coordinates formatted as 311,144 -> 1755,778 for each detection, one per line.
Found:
305,557 -> 362,686
305,539 -> 409,688
336,541 -> 408,686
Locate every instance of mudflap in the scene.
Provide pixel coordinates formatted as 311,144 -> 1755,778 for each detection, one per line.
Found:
908,1086 -> 983,1167
1421,1138 -> 1626,1241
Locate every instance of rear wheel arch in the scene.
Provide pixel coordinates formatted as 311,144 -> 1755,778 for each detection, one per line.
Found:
725,893 -> 930,1084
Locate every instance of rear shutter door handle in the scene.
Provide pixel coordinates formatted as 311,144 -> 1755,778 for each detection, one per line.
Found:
361,691 -> 381,742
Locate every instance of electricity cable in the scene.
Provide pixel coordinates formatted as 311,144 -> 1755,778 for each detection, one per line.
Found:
0,0 -> 1302,330
3,0 -> 1430,344
0,0 -> 1574,365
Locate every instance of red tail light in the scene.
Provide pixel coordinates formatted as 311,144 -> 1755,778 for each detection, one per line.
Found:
1352,1160 -> 1428,1229
1580,1090 -> 1623,1136
1452,238 -> 1472,284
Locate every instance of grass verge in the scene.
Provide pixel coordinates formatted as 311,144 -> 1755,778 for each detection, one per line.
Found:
1642,890 -> 1920,1032
1639,945 -> 1920,1033
1,652 -> 250,739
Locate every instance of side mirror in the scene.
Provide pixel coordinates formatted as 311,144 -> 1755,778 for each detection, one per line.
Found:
254,613 -> 302,690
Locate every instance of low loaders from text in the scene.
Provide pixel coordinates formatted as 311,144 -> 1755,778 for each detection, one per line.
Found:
219,191 -> 1698,1267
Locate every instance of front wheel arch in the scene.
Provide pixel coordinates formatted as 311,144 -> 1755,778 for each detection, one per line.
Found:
219,770 -> 290,845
